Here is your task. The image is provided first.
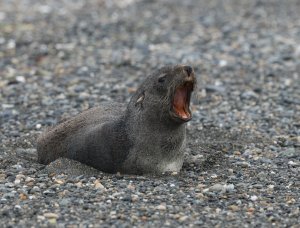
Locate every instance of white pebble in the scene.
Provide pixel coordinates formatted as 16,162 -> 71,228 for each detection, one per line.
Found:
7,39 -> 16,49
250,195 -> 258,201
16,76 -> 26,83
225,184 -> 235,192
268,185 -> 275,189
219,60 -> 227,67
288,161 -> 296,165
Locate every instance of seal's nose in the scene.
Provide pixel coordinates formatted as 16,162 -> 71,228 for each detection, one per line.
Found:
183,66 -> 193,77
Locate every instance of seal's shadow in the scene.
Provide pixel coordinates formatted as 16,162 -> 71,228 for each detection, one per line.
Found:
183,126 -> 269,172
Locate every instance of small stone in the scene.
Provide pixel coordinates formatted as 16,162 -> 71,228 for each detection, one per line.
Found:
224,184 -> 235,192
0,173 -> 6,181
7,39 -> 16,49
94,179 -> 105,190
250,195 -> 258,201
205,85 -> 226,93
247,207 -> 255,213
219,60 -> 227,67
131,194 -> 139,202
127,183 -> 135,190
37,215 -> 45,221
288,161 -> 297,166
25,177 -> 35,183
0,198 -> 8,204
43,213 -> 59,219
30,186 -> 40,193
19,193 -> 28,200
197,184 -> 206,189
3,192 -> 16,199
14,179 -> 21,185
39,5 -> 52,14
43,189 -> 56,196
178,215 -> 189,222
268,185 -> 275,189
16,174 -> 25,180
209,183 -> 224,192
60,198 -> 71,206
279,148 -> 297,158
16,76 -> 26,83
287,198 -> 296,204
252,184 -> 263,189
12,164 -> 23,171
156,204 -> 167,211
228,205 -> 240,211
14,205 -> 22,211
28,195 -> 36,200
215,208 -> 222,214
75,182 -> 83,188
195,193 -> 205,199
49,218 -> 57,225
211,174 -> 218,179
54,179 -> 64,185
233,151 -> 241,156
241,91 -> 258,99
236,162 -> 251,168
5,182 -> 14,188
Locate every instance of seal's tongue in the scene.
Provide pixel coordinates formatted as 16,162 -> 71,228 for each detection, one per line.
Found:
173,86 -> 190,119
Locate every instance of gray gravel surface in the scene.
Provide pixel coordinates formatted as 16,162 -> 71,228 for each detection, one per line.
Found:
0,0 -> 299,227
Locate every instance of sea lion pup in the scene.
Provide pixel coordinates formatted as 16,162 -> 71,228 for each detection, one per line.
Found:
37,65 -> 196,175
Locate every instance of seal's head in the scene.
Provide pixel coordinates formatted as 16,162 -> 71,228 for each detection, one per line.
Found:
130,65 -> 196,124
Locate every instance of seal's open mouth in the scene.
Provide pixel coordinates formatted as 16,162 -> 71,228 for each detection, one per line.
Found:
171,82 -> 194,121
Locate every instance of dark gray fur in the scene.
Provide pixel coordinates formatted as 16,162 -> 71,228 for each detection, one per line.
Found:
37,65 -> 196,175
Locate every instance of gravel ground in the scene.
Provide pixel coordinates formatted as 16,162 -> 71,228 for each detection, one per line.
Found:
0,0 -> 299,227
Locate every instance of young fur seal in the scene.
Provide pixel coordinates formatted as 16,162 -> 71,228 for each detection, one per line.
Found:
37,65 -> 196,175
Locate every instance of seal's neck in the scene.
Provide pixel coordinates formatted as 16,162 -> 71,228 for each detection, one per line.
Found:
124,106 -> 185,133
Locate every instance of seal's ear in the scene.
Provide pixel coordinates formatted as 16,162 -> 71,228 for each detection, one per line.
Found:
135,91 -> 145,110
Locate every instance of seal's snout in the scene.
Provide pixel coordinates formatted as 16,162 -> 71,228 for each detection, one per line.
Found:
181,65 -> 195,86
183,65 -> 193,77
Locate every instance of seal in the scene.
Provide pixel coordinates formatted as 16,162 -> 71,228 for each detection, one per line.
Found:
37,65 -> 196,175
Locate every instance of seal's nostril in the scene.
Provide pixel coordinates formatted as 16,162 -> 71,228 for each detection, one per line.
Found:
183,66 -> 193,77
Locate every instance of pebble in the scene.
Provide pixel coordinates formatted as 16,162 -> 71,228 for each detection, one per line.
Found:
43,213 -> 59,219
224,184 -> 235,192
94,179 -> 105,190
25,177 -> 35,183
43,189 -> 56,196
16,76 -> 26,83
250,195 -> 258,201
30,186 -> 41,193
156,204 -> 167,211
205,183 -> 224,193
236,162 -> 251,168
178,215 -> 189,222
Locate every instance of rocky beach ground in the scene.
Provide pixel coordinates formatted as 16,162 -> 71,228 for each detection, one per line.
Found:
0,0 -> 299,227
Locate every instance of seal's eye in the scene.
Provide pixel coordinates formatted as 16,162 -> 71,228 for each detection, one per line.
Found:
158,74 -> 167,83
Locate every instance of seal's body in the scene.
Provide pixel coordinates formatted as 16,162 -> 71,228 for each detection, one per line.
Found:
37,65 -> 196,175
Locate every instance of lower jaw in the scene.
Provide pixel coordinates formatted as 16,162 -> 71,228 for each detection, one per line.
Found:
169,111 -> 192,123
